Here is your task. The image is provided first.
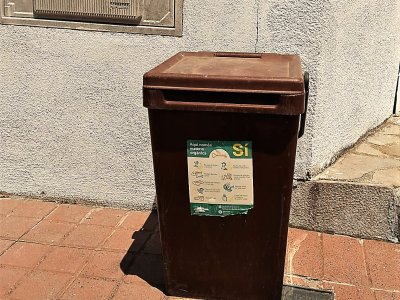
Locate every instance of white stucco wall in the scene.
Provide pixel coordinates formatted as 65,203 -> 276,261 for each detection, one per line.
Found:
310,0 -> 400,172
0,0 -> 399,209
257,0 -> 400,175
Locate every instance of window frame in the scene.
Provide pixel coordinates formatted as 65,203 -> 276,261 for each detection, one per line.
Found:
0,0 -> 183,36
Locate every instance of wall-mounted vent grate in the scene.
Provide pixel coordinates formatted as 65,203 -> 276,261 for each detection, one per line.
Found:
33,0 -> 142,25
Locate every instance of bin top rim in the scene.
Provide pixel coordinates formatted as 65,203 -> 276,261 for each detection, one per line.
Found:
143,52 -> 304,94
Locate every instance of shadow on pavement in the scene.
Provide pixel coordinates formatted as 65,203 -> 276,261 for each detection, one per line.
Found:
120,210 -> 165,291
119,211 -> 336,300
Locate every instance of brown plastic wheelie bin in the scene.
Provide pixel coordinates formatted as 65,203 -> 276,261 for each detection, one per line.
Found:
143,52 -> 309,300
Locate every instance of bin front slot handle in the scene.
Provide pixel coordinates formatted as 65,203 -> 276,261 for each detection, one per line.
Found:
214,52 -> 262,59
162,90 -> 280,107
144,88 -> 305,114
298,72 -> 309,138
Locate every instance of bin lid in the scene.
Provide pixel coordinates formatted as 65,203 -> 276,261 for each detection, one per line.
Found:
143,52 -> 304,94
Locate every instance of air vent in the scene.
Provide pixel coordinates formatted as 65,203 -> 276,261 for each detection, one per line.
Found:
33,0 -> 142,25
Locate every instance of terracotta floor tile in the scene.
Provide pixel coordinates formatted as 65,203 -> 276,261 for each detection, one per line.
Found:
0,216 -> 41,240
0,240 -> 15,255
285,228 -> 307,274
124,253 -> 164,287
285,228 -> 323,279
10,270 -> 72,300
103,228 -> 150,252
37,246 -> 92,274
364,240 -> 400,290
0,242 -> 51,268
143,231 -> 162,255
10,200 -> 56,219
322,234 -> 369,286
0,266 -> 28,297
0,199 -> 23,215
46,204 -> 92,223
60,277 -> 116,300
102,228 -> 134,252
0,214 -> 7,222
374,290 -> 399,300
122,274 -> 149,285
323,282 -> 375,300
142,211 -> 159,231
283,274 -> 324,290
21,220 -> 76,244
81,250 -> 133,280
62,224 -> 113,248
283,274 -> 290,285
113,282 -> 165,300
119,211 -> 153,231
82,208 -> 127,227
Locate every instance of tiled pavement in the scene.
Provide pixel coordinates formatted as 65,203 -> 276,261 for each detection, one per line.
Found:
0,197 -> 399,300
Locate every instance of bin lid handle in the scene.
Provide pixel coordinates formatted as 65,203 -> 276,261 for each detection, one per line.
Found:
298,72 -> 309,138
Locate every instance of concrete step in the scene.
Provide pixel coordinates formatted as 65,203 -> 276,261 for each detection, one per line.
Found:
290,115 -> 399,243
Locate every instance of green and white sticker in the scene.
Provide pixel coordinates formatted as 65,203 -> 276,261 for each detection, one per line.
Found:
187,140 -> 254,217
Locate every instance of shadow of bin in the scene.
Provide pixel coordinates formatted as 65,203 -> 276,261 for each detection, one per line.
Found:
143,52 -> 308,300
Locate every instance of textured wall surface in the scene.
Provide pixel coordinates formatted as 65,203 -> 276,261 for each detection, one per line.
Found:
310,0 -> 400,172
0,0 -> 399,209
0,0 -> 258,209
257,0 -> 400,175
